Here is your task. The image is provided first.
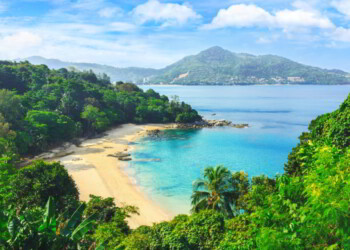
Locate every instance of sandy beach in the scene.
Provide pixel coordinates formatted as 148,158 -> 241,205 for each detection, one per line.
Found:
56,124 -> 172,228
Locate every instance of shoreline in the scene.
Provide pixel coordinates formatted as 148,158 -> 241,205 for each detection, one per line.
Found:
56,124 -> 173,228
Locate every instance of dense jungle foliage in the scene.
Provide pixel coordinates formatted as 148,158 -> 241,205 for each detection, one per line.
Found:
0,61 -> 201,158
0,61 -> 349,249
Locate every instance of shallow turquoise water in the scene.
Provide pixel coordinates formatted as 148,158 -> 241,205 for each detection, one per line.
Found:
127,85 -> 350,214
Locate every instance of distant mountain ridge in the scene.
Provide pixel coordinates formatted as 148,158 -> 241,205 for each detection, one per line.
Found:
22,47 -> 350,85
22,56 -> 157,83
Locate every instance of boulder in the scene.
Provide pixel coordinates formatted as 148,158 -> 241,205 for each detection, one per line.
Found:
118,157 -> 132,161
146,129 -> 163,137
172,119 -> 248,129
107,152 -> 131,158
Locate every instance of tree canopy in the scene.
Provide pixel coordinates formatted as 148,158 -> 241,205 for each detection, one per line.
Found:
0,61 -> 201,157
0,60 -> 348,249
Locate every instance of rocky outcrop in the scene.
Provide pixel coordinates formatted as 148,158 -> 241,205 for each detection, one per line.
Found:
107,152 -> 132,161
146,129 -> 163,137
119,157 -> 132,161
166,119 -> 248,129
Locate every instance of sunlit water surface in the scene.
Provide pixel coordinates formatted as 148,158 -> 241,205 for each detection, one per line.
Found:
125,85 -> 350,214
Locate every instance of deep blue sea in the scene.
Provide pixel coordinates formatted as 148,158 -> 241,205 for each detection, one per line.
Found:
126,85 -> 350,214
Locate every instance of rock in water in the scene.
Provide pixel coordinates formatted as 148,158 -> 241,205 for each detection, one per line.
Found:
169,119 -> 248,129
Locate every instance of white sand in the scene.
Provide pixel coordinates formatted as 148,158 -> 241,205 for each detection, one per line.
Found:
57,124 -> 172,228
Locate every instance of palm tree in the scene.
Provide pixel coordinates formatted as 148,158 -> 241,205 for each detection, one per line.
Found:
191,165 -> 235,218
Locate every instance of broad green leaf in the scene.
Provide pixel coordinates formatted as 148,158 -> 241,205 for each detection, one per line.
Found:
70,213 -> 97,241
61,203 -> 86,237
7,218 -> 19,239
95,242 -> 106,250
38,196 -> 56,232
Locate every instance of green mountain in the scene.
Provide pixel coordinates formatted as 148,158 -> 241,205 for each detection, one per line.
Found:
23,47 -> 350,85
151,46 -> 350,85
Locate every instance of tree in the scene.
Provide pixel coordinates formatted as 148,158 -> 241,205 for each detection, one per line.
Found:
116,82 -> 141,92
230,171 -> 250,212
191,165 -> 235,218
0,61 -> 202,155
58,92 -> 80,119
1,197 -> 97,250
0,157 -> 16,209
9,161 -> 79,213
173,210 -> 225,249
175,111 -> 200,123
25,110 -> 76,142
89,196 -> 139,249
81,105 -> 110,133
23,110 -> 76,153
145,89 -> 160,99
0,65 -> 29,93
0,90 -> 25,129
0,113 -> 17,158
81,70 -> 98,84
84,195 -> 117,223
120,210 -> 225,250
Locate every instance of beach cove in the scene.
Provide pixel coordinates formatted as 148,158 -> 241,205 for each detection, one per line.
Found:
54,124 -> 173,229
41,85 -> 350,228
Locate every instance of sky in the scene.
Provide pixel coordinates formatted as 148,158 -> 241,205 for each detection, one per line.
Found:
0,0 -> 350,71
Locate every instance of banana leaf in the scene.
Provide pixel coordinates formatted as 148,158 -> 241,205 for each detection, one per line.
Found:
61,203 -> 86,237
70,213 -> 97,241
38,196 -> 56,233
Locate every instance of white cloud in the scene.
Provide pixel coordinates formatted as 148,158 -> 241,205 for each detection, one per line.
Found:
256,37 -> 272,44
203,3 -> 334,31
292,0 -> 321,11
275,9 -> 335,31
0,31 -> 42,57
53,23 -> 105,35
332,27 -> 350,42
109,22 -> 137,32
331,0 -> 350,18
98,7 -> 122,18
0,22 -> 182,68
202,4 -> 274,29
132,0 -> 201,26
71,0 -> 105,10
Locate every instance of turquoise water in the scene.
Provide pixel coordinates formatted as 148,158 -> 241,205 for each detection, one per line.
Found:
127,85 -> 350,214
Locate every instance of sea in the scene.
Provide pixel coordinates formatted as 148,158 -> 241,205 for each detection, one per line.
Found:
125,85 -> 350,215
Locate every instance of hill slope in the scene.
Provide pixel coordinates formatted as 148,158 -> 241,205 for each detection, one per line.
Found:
22,47 -> 350,85
23,56 -> 157,83
151,46 -> 350,85
0,61 -> 200,156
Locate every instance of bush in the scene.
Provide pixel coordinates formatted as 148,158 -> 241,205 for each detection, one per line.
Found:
9,161 -> 79,212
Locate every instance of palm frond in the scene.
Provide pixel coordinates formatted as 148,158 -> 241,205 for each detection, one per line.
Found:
192,179 -> 209,190
191,198 -> 209,213
191,191 -> 210,205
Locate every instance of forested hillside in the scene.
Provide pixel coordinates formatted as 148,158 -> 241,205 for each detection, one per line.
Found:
150,47 -> 350,85
0,61 -> 200,158
117,94 -> 350,249
24,47 -> 350,85
0,60 -> 348,249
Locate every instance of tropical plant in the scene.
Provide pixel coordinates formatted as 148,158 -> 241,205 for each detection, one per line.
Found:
9,161 -> 79,213
0,197 -> 97,250
0,61 -> 200,155
191,165 -> 236,217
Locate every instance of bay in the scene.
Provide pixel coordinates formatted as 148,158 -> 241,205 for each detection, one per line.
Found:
127,85 -> 350,214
